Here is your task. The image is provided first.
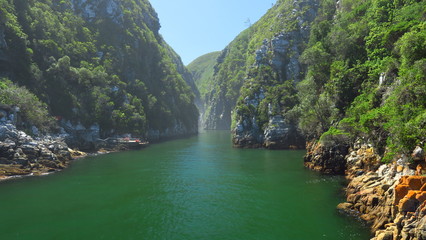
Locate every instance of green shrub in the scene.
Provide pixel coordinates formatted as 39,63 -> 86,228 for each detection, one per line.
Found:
319,127 -> 351,147
0,78 -> 55,132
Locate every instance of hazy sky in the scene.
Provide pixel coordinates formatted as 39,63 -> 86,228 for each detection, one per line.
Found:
149,0 -> 276,65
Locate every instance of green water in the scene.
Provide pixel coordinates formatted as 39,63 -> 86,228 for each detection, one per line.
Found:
0,131 -> 369,240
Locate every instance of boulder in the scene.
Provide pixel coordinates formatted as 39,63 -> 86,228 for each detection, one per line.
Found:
399,197 -> 419,213
0,124 -> 18,141
412,146 -> 425,161
304,141 -> 349,174
337,202 -> 353,211
0,123 -> 75,180
376,230 -> 393,240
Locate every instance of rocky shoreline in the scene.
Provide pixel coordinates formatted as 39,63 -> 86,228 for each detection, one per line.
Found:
0,123 -> 88,181
305,140 -> 426,239
0,122 -> 149,181
0,121 -> 193,182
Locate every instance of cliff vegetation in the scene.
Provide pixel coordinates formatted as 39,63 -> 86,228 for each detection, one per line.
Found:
199,0 -> 425,155
0,0 -> 199,141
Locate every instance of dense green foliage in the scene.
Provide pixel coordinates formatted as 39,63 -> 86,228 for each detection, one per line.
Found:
202,0 -> 312,130
0,79 -> 55,132
0,0 -> 198,138
199,0 -> 425,159
295,0 -> 426,161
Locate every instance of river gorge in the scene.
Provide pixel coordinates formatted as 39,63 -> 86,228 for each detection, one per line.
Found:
0,131 -> 369,239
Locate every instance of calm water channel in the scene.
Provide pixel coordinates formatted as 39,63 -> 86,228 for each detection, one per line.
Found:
0,131 -> 370,240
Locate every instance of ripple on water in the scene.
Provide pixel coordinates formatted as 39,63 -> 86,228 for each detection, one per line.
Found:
0,131 -> 370,240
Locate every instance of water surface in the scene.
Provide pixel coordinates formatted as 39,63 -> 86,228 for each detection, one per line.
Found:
0,131 -> 369,239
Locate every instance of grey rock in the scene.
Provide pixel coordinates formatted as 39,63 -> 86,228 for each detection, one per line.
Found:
376,231 -> 393,240
412,146 -> 424,161
0,124 -> 18,141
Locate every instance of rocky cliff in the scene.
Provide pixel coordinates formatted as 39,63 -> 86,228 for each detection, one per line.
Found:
231,0 -> 317,148
289,0 -> 425,236
199,0 -> 318,148
304,137 -> 426,240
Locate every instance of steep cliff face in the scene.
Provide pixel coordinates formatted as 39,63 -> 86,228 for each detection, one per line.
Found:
202,42 -> 246,130
204,1 -> 317,136
232,11 -> 316,148
0,0 -> 198,143
200,0 -> 318,147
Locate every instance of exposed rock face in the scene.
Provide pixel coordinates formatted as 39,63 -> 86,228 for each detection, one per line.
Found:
72,0 -> 160,32
231,0 -> 318,149
0,123 -> 75,180
412,146 -> 425,161
304,141 -> 349,174
233,116 -> 263,148
204,93 -> 232,130
201,48 -> 233,130
203,0 -> 319,136
264,115 -> 305,149
254,31 -> 311,84
60,121 -> 100,151
233,89 -> 265,147
232,93 -> 305,149
316,142 -> 426,240
72,0 -> 122,24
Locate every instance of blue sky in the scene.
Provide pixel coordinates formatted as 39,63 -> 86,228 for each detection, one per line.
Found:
149,0 -> 276,65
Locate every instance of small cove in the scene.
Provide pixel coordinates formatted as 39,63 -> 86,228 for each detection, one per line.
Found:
0,131 -> 370,239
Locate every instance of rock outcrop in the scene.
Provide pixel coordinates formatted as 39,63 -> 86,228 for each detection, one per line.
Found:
304,140 -> 349,174
230,0 -> 318,149
202,0 -> 319,139
308,141 -> 426,239
0,123 -> 77,180
233,96 -> 305,149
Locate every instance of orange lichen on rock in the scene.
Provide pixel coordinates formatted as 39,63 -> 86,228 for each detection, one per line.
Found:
416,164 -> 423,175
420,183 -> 426,192
394,185 -> 410,205
394,176 -> 426,213
406,190 -> 420,199
416,191 -> 426,203
407,176 -> 426,189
